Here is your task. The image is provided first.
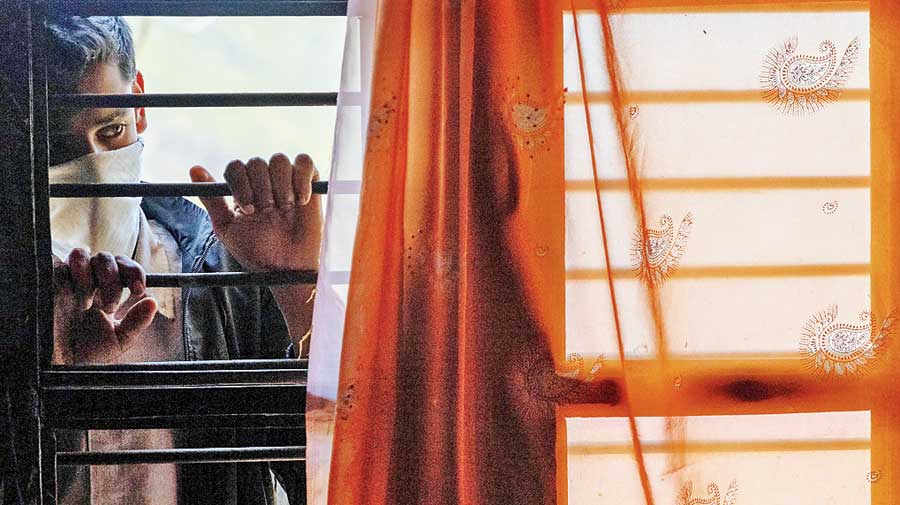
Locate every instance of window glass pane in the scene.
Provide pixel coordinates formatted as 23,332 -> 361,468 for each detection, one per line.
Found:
127,16 -> 347,93
139,107 -> 337,184
566,412 -> 871,504
563,11 -> 871,358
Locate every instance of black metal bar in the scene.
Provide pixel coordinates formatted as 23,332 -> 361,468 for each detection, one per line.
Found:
57,446 -> 306,466
31,1 -> 55,369
29,1 -> 60,504
50,358 -> 308,371
42,368 -> 307,387
146,270 -> 318,288
51,92 -> 338,108
42,383 -> 306,429
50,1 -> 348,17
48,414 -> 307,430
40,430 -> 57,505
50,181 -> 328,197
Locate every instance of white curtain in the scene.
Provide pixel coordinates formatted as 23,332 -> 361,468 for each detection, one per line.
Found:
306,1 -> 376,503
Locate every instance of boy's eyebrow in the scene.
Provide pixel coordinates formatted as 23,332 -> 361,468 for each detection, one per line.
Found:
48,109 -> 131,135
89,109 -> 131,126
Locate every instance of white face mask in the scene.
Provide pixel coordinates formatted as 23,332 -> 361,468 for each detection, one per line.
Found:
48,140 -> 144,260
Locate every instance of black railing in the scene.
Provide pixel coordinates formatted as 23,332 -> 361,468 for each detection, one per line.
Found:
51,92 -> 338,108
57,446 -> 306,466
50,181 -> 328,197
17,1 -> 348,502
49,1 -> 348,17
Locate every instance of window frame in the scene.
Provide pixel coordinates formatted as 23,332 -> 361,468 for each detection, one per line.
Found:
558,1 -> 890,504
3,2 -> 347,504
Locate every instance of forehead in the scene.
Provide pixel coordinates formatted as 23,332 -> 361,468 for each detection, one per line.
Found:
77,61 -> 132,95
51,62 -> 133,133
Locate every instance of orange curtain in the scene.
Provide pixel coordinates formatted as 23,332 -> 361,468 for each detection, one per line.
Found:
324,1 -> 619,503
311,0 -> 900,503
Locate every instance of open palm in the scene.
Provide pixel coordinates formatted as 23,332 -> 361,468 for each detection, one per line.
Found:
52,251 -> 157,365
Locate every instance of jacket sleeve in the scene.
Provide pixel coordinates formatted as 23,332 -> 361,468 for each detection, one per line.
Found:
199,239 -> 294,361
258,285 -> 294,360
203,240 -> 305,503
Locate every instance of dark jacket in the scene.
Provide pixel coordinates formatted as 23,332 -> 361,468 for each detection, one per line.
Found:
2,196 -> 304,505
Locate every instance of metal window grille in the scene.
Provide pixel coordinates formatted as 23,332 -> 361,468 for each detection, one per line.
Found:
1,2 -> 347,503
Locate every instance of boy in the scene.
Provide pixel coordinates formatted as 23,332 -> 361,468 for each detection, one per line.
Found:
8,15 -> 319,505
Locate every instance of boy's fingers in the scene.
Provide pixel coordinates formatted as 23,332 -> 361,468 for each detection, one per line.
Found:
246,157 -> 275,212
223,160 -> 256,215
269,153 -> 296,209
68,248 -> 95,308
116,297 -> 158,352
115,255 -> 147,297
292,153 -> 316,205
52,254 -> 70,291
90,252 -> 122,314
190,165 -> 234,227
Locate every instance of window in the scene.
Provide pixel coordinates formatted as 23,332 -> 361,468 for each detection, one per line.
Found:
561,2 -> 874,503
1,1 -> 348,504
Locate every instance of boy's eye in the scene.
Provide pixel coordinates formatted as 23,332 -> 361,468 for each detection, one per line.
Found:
97,124 -> 125,140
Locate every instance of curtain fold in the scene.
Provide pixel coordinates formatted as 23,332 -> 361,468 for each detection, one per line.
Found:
870,1 -> 900,503
309,0 -> 900,503
318,1 -> 618,503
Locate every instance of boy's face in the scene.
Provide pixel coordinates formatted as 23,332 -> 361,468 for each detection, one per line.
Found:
50,62 -> 147,166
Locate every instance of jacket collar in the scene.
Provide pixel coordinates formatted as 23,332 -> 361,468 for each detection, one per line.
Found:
140,196 -> 215,274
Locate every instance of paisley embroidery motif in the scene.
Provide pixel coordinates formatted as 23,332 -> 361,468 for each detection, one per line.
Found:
761,36 -> 859,114
512,103 -> 550,133
501,79 -> 565,160
631,214 -> 694,287
508,351 -> 604,421
822,200 -> 839,215
799,306 -> 896,376
676,480 -> 738,505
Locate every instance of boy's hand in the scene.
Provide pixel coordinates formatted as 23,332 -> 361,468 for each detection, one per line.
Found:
52,248 -> 158,365
189,153 -> 323,273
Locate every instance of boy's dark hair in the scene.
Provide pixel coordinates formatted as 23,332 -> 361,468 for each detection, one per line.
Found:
45,16 -> 136,95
